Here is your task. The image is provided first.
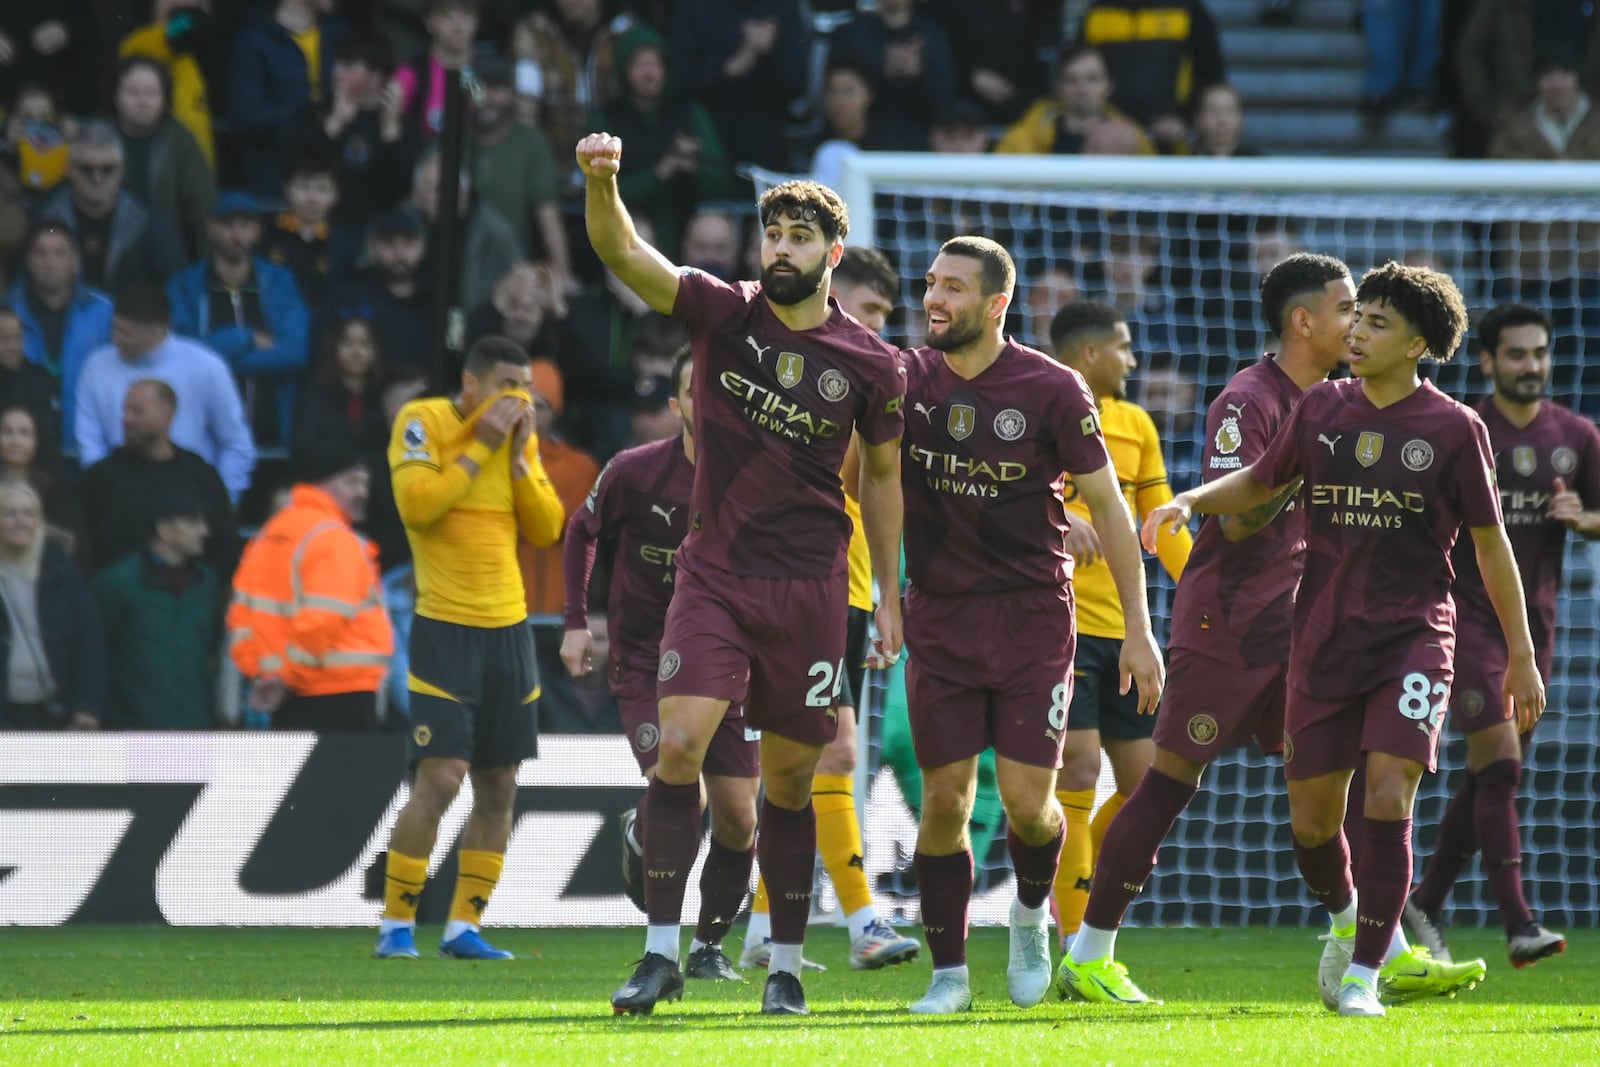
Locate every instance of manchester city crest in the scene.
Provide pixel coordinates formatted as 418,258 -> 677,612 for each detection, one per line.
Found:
994,408 -> 1026,441
1402,438 -> 1434,472
818,368 -> 850,402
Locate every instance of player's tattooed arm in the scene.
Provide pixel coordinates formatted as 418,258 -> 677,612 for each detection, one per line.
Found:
1218,476 -> 1303,541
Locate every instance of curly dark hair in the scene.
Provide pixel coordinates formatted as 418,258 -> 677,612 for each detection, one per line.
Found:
758,180 -> 850,243
1355,260 -> 1469,362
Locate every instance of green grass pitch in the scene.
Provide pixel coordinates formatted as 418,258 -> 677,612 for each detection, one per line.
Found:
2,927 -> 1596,1065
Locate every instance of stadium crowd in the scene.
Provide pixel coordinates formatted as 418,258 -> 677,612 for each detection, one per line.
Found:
0,0 -> 1594,733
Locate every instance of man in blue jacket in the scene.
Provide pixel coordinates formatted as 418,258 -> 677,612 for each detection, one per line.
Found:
167,192 -> 309,448
230,0 -> 348,197
6,220 -> 113,449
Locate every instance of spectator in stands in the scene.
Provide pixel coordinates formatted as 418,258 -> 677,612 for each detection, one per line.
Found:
1490,41 -> 1600,161
1456,0 -> 1600,158
0,404 -> 78,556
562,211 -> 669,455
0,151 -> 29,279
679,209 -> 741,281
625,370 -> 680,447
928,98 -> 996,156
75,284 -> 255,503
327,210 -> 431,377
405,149 -> 520,312
1023,266 -> 1084,354
511,0 -> 622,189
810,61 -> 884,191
4,84 -> 72,202
92,487 -> 220,730
1132,353 -> 1201,488
0,3 -> 97,115
0,307 -> 57,443
119,0 -> 218,170
260,152 -> 350,307
38,121 -> 187,293
468,56 -> 575,293
943,0 -> 1052,128
997,46 -> 1154,155
112,57 -> 216,261
1080,0 -> 1225,153
0,481 -> 102,730
395,0 -> 480,145
292,315 -> 391,460
668,0 -> 808,176
465,262 -> 563,362
228,442 -> 392,732
1190,82 -> 1262,156
518,370 -> 598,621
279,35 -> 418,240
6,220 -> 112,442
588,24 -> 732,259
80,377 -> 236,576
167,191 -> 310,448
230,0 -> 347,197
830,0 -> 954,152
1359,0 -> 1441,126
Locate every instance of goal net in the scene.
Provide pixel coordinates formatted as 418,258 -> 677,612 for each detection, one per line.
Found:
828,154 -> 1600,929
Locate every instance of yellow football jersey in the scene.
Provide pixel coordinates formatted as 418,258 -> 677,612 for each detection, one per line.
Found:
1062,396 -> 1191,639
389,394 -> 565,627
844,493 -> 872,612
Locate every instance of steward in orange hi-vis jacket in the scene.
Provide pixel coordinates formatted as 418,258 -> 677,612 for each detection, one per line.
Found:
228,441 -> 393,732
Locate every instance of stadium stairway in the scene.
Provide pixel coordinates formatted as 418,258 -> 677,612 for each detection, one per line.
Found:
1210,0 -> 1449,157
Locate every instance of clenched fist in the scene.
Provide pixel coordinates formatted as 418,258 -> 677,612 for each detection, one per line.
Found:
576,132 -> 623,179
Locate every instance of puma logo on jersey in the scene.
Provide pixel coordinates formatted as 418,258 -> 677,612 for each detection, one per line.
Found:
745,335 -> 771,364
913,402 -> 938,422
1318,433 -> 1342,454
1226,402 -> 1247,416
652,504 -> 677,524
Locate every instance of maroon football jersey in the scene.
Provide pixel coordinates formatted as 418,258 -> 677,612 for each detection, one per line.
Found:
1169,356 -> 1308,668
563,436 -> 693,674
1451,397 -> 1600,662
672,269 -> 906,579
900,340 -> 1111,595
1252,379 -> 1501,699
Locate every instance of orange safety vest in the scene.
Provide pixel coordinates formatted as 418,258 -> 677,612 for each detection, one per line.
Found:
228,485 -> 393,696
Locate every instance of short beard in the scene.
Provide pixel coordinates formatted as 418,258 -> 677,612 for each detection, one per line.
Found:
761,258 -> 827,306
1498,375 -> 1546,403
925,313 -> 984,353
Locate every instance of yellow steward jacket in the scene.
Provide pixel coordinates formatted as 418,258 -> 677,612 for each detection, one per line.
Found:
228,485 -> 393,695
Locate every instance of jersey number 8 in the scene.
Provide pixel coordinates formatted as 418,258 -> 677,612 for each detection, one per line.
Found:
1398,671 -> 1449,729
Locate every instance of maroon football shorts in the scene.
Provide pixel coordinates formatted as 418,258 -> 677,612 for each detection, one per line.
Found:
1446,621 -> 1553,740
656,553 -> 847,748
1154,649 -> 1288,762
1283,668 -> 1452,780
903,583 -> 1076,770
614,665 -> 759,778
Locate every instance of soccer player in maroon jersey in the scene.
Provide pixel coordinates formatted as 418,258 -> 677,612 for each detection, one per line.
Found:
1054,253 -> 1355,1004
899,236 -> 1164,1014
1145,261 -> 1545,1017
560,348 -> 762,983
1403,304 -> 1598,968
578,133 -> 907,1017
